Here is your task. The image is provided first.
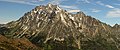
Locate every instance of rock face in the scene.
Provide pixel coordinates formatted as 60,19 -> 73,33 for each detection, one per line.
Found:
0,24 -> 5,27
0,4 -> 120,50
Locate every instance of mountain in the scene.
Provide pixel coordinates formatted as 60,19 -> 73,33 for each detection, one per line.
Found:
0,4 -> 120,50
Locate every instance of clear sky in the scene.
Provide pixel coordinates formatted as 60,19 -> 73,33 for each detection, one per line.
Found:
0,0 -> 120,26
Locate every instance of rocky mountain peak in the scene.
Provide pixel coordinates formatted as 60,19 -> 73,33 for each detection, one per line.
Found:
113,23 -> 120,28
3,4 -> 99,49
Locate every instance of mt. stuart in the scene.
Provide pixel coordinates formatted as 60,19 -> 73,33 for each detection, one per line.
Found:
0,4 -> 120,50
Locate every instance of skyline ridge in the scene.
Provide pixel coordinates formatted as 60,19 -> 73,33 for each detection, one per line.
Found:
0,0 -> 120,26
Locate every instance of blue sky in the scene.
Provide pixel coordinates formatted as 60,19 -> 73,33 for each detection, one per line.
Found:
0,0 -> 120,26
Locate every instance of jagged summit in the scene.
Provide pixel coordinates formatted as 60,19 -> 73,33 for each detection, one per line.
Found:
1,4 -> 120,50
113,24 -> 120,28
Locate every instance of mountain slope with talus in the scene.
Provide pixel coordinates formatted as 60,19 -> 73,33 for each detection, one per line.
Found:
0,4 -> 120,50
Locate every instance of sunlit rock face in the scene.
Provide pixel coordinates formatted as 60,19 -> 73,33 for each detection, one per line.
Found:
0,4 -> 120,50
